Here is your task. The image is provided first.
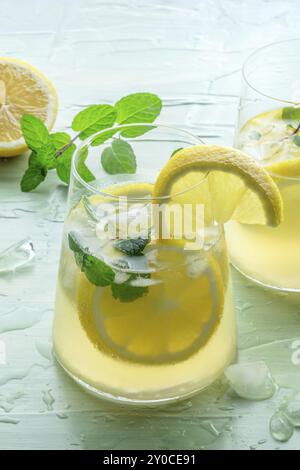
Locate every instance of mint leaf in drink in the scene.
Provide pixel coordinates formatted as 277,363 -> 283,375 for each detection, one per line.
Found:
249,130 -> 262,141
83,255 -> 115,286
293,135 -> 300,147
50,132 -> 71,149
114,237 -> 149,256
282,107 -> 300,123
101,139 -> 136,174
77,145 -> 95,182
68,232 -> 115,286
56,143 -> 76,184
72,105 -> 117,140
20,164 -> 47,192
111,276 -> 148,302
115,92 -> 162,125
21,115 -> 51,151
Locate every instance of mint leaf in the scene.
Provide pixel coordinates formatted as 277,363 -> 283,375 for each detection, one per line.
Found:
83,256 -> 115,286
114,237 -> 149,256
72,105 -> 117,140
39,142 -> 57,169
56,144 -> 76,184
20,164 -> 47,192
50,132 -> 71,149
115,92 -> 162,125
282,107 -> 300,122
111,278 -> 148,302
101,139 -> 136,174
21,115 -> 50,151
68,232 -> 115,286
91,128 -> 118,147
293,135 -> 300,147
77,145 -> 95,182
28,142 -> 56,169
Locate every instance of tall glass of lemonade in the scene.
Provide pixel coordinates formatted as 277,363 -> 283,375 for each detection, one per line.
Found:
53,124 -> 236,405
226,39 -> 300,292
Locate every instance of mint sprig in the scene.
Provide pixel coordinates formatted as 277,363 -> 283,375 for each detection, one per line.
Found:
19,92 -> 162,192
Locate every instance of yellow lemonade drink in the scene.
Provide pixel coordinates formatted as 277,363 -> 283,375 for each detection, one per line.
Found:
53,181 -> 235,404
53,122 -> 282,404
226,109 -> 300,291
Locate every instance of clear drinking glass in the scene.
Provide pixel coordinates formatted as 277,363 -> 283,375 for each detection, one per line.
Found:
53,124 -> 236,405
226,39 -> 300,292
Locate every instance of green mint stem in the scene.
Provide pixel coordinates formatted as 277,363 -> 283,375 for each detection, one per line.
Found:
292,122 -> 300,136
55,132 -> 81,158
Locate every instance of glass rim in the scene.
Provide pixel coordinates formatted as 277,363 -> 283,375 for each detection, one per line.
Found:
71,122 -> 207,201
267,169 -> 300,182
242,38 -> 300,105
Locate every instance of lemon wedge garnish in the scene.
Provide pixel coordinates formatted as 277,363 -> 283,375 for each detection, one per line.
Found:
0,57 -> 58,157
153,145 -> 283,227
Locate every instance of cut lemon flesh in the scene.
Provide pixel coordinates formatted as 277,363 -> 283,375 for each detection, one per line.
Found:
153,145 -> 283,227
0,57 -> 58,157
77,252 -> 225,365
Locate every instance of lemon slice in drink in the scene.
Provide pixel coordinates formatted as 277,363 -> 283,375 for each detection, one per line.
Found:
153,145 -> 283,226
77,252 -> 224,365
267,158 -> 300,179
0,57 -> 58,157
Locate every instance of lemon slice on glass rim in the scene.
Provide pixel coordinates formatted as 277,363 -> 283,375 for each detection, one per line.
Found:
0,57 -> 58,157
153,145 -> 283,226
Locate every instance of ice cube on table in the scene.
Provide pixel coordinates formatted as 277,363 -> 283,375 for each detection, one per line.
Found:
269,411 -> 294,443
281,389 -> 300,427
0,238 -> 35,274
225,361 -> 277,400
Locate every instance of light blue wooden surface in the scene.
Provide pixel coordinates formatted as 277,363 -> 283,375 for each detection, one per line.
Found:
0,0 -> 300,450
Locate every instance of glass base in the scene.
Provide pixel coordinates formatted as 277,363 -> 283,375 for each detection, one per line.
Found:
231,261 -> 300,294
54,351 -> 233,407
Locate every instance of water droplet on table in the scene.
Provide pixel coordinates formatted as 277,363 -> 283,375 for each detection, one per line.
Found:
0,416 -> 19,425
0,238 -> 35,274
56,412 -> 68,419
35,339 -> 53,362
269,411 -> 294,442
42,389 -> 55,411
280,389 -> 300,427
225,361 -> 277,400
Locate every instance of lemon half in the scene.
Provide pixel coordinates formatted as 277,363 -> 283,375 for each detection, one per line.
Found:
0,57 -> 58,157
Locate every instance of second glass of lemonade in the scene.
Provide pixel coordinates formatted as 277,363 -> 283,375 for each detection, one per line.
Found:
53,124 -> 236,405
226,39 -> 300,292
